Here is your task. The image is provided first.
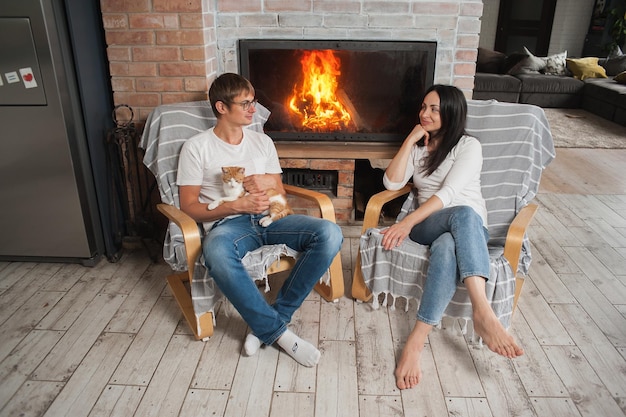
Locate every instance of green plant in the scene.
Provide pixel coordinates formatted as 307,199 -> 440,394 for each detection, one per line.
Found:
607,7 -> 626,55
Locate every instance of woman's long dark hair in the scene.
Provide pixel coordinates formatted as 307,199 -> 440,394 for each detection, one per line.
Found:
419,84 -> 468,176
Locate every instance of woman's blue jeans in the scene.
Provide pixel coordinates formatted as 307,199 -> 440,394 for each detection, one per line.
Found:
408,205 -> 490,326
202,214 -> 343,345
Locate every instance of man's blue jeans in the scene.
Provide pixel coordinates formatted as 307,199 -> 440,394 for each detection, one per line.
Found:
202,214 -> 343,345
408,205 -> 490,326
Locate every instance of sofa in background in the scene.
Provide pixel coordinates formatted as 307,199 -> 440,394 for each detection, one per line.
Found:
473,47 -> 626,126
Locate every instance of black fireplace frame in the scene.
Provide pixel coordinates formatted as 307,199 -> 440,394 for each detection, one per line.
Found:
238,39 -> 437,143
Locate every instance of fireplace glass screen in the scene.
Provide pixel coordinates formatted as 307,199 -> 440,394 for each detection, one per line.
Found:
239,40 -> 436,142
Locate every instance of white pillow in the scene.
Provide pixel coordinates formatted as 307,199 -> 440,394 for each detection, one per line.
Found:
543,51 -> 568,75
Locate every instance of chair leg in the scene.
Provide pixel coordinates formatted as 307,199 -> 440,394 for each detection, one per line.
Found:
315,252 -> 344,301
167,272 -> 214,340
351,253 -> 373,302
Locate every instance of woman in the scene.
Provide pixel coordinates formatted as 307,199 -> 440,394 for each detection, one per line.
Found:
380,85 -> 524,390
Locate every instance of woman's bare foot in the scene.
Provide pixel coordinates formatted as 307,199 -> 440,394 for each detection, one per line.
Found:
473,306 -> 524,358
395,342 -> 423,390
395,322 -> 431,389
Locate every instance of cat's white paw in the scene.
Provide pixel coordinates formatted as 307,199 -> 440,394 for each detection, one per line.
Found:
207,201 -> 220,210
259,216 -> 273,227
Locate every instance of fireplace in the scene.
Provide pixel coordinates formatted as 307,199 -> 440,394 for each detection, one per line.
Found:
239,39 -> 436,143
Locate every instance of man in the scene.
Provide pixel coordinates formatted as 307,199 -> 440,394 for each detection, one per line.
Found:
177,73 -> 342,367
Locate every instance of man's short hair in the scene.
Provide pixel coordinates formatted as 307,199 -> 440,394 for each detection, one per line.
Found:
208,73 -> 254,116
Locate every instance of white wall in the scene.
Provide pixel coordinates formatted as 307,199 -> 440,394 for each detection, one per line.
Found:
479,0 -> 596,57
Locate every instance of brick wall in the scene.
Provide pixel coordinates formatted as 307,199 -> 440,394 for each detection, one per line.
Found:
100,0 -> 482,123
99,0 -> 483,223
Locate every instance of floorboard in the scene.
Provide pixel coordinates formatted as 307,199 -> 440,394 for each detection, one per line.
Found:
1,147 -> 625,417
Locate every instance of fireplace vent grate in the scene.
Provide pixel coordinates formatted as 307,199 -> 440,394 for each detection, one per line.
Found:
283,169 -> 337,195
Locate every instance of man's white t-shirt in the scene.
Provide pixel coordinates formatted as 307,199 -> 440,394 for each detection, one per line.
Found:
177,127 -> 282,231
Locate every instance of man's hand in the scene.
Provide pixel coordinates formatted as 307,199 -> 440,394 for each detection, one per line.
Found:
230,191 -> 270,214
243,174 -> 278,194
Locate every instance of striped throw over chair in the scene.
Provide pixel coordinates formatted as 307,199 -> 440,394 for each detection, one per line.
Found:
140,101 -> 344,340
352,99 -> 555,330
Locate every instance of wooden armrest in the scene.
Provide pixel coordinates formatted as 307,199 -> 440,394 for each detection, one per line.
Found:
360,184 -> 412,233
503,203 -> 538,275
284,183 -> 337,222
157,203 -> 202,278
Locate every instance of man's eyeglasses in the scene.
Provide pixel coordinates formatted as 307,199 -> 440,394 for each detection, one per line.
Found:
229,99 -> 258,111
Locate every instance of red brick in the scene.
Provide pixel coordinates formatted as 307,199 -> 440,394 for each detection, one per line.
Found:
133,46 -> 180,61
111,78 -> 135,91
156,30 -> 204,45
153,0 -> 202,13
457,34 -> 480,49
129,14 -> 179,29
185,77 -> 209,92
102,14 -> 128,29
100,0 -> 150,13
159,62 -> 206,76
454,63 -> 476,76
310,159 -> 355,170
338,171 -> 354,185
161,92 -> 207,104
335,211 -> 352,223
331,198 -> 354,210
182,46 -> 206,61
137,77 -> 184,92
106,30 -> 154,46
180,14 -> 204,28
280,159 -> 310,169
107,46 -> 131,62
109,62 -> 158,77
455,49 -> 477,62
114,91 -> 160,107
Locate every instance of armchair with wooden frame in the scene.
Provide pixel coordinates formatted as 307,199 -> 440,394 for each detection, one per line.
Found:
351,100 -> 555,329
140,101 -> 344,341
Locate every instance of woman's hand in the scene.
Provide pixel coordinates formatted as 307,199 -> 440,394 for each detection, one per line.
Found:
380,220 -> 413,250
407,124 -> 430,147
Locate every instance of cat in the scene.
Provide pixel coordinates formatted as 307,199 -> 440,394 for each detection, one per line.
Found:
207,166 -> 246,210
207,166 -> 293,227
259,188 -> 294,227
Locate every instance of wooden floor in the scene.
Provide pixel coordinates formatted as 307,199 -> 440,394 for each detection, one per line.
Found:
1,147 -> 626,417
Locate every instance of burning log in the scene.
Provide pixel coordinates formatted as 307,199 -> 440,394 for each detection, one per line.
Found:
336,88 -> 370,132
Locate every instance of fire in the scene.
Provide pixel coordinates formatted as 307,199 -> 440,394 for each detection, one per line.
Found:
288,50 -> 353,131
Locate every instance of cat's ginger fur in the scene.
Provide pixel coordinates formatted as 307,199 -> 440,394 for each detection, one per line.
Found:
207,166 -> 293,227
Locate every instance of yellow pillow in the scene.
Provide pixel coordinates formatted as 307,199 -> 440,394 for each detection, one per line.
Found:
566,57 -> 608,80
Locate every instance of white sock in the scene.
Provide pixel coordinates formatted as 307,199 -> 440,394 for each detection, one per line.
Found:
244,333 -> 262,356
276,329 -> 321,367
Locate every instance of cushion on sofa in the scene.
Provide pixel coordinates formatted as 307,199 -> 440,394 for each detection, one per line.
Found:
615,71 -> 626,84
477,48 -> 507,73
566,57 -> 608,80
603,55 -> 626,76
543,51 -> 568,75
502,53 -> 528,73
507,47 -> 546,75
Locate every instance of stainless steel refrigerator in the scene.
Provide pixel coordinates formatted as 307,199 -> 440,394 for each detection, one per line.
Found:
0,0 -> 123,265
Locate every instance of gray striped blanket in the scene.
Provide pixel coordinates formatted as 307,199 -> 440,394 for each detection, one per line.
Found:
139,101 -> 299,321
359,99 -> 556,329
